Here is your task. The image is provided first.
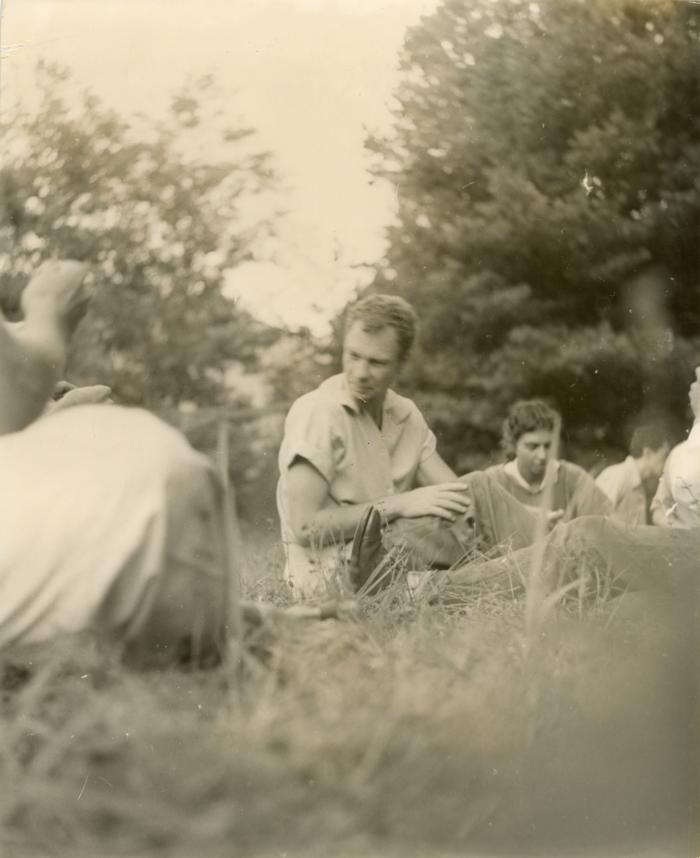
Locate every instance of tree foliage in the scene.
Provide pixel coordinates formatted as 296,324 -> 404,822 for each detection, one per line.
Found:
0,62 -> 278,408
369,0 -> 700,469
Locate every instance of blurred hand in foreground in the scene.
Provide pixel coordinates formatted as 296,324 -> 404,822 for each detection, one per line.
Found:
46,382 -> 113,415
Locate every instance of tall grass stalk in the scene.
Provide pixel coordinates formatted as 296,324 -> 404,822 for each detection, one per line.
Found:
216,420 -> 244,669
524,413 -> 561,643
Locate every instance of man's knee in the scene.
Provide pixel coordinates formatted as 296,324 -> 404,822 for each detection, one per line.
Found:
384,514 -> 477,569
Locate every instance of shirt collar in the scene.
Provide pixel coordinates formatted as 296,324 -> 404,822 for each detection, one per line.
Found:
503,458 -> 560,493
686,422 -> 700,445
319,373 -> 411,423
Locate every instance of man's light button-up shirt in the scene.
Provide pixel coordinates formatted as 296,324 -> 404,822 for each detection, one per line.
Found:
596,455 -> 648,526
276,373 -> 437,592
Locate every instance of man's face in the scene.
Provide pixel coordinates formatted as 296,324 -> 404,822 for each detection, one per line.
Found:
644,443 -> 670,481
514,428 -> 554,486
689,367 -> 700,419
342,322 -> 401,408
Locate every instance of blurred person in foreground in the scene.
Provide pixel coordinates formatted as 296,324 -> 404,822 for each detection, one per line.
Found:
596,423 -> 671,525
0,260 -> 230,663
485,399 -> 612,523
0,260 -> 339,666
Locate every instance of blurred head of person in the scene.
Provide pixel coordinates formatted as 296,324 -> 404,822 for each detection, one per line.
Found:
629,423 -> 671,482
502,399 -> 561,487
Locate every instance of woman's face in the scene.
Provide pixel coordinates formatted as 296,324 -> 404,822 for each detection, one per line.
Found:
514,428 -> 554,486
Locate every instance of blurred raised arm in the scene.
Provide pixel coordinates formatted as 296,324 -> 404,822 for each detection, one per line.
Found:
0,260 -> 89,435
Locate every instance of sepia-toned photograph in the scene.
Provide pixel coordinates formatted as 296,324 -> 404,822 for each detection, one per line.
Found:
0,1 -> 698,856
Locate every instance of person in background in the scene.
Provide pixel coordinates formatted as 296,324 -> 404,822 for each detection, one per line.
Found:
596,424 -> 671,525
651,367 -> 700,529
484,399 -> 612,522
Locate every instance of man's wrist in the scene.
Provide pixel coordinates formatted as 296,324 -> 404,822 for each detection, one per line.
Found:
376,496 -> 401,523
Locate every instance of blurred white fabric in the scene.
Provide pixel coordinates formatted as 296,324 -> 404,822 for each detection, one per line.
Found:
651,424 -> 700,529
0,405 -> 225,649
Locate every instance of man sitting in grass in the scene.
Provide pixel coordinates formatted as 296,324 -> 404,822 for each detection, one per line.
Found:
277,293 -> 473,596
596,422 -> 671,525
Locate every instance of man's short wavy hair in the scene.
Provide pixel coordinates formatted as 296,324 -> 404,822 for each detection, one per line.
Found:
629,423 -> 670,458
502,399 -> 560,460
344,294 -> 418,362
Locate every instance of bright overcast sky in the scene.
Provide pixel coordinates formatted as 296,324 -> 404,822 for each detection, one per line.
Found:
1,0 -> 437,333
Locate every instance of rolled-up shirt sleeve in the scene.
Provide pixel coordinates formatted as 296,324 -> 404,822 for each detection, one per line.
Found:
410,402 -> 437,464
278,397 -> 343,485
419,422 -> 437,463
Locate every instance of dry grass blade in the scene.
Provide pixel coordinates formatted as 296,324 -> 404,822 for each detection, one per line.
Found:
216,419 -> 244,671
524,414 -> 561,644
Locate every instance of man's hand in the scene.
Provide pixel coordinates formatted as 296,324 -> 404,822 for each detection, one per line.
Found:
651,503 -> 675,527
21,260 -> 91,336
46,382 -> 113,414
385,482 -> 472,522
546,509 -> 564,529
287,462 -> 472,547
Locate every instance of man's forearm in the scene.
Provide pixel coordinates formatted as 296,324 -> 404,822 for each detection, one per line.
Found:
300,495 -> 404,548
300,503 -> 372,547
291,471 -> 472,547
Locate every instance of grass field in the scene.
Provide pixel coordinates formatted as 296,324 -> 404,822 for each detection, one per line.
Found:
0,534 -> 696,858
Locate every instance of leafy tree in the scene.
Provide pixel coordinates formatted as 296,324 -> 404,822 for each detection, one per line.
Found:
369,0 -> 700,470
0,63 -> 289,519
0,62 -> 278,409
261,328 -> 338,405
